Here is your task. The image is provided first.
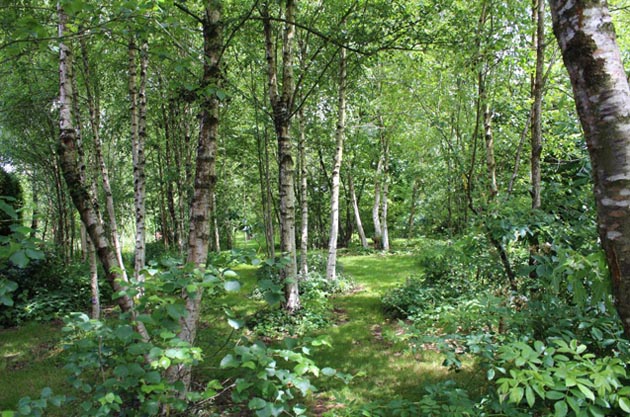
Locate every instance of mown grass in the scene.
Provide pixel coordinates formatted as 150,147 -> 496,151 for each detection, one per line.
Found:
0,321 -> 67,411
0,247 -> 479,415
308,253 -> 480,410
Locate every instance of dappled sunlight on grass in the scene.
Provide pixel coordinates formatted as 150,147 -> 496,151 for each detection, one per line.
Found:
303,252 -> 479,406
0,322 -> 66,411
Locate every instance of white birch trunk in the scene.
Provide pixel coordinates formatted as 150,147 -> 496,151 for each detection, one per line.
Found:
326,46 -> 347,280
349,176 -> 369,248
133,38 -> 149,282
298,109 -> 309,276
57,2 -> 147,340
549,0 -> 630,336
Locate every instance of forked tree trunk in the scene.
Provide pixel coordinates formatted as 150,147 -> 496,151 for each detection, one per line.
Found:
263,0 -> 300,312
549,0 -> 630,336
326,46 -> 347,280
57,2 -> 147,340
167,0 -> 222,389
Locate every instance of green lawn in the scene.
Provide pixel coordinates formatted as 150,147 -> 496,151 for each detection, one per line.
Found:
0,251 -> 480,415
0,322 -> 67,410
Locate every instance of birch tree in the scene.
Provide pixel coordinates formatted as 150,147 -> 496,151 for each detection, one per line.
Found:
167,0 -> 223,388
262,0 -> 300,312
549,0 -> 630,336
326,45 -> 347,280
56,1 -> 148,341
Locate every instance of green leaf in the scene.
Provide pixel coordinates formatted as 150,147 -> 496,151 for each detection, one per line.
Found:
0,200 -> 17,219
224,280 -> 241,292
166,303 -> 185,320
554,400 -> 568,417
577,384 -> 595,402
9,250 -> 28,268
547,390 -> 565,400
619,397 -> 630,413
509,387 -> 524,404
220,354 -> 239,368
2,411 -> 15,417
322,367 -> 336,376
223,269 -> 238,278
525,386 -> 535,407
228,318 -> 243,329
248,397 -> 267,410
487,368 -> 495,380
588,405 -> 605,417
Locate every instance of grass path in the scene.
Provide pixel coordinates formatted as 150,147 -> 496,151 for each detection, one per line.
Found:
1,251 -> 479,414
310,254 -> 474,407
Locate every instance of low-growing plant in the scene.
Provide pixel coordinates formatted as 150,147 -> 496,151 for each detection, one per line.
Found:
220,335 -> 349,417
247,304 -> 332,338
494,338 -> 630,416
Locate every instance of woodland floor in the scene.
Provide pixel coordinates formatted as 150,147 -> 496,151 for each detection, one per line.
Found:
0,249 -> 484,416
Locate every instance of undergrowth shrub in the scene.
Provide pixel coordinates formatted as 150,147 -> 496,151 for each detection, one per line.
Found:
494,339 -> 630,416
248,253 -> 354,338
219,335 -> 350,417
0,253 -> 102,327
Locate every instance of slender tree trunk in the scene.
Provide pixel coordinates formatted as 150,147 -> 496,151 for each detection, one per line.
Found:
380,127 -> 390,251
156,148 -> 171,249
57,2 -> 148,340
349,175 -> 368,248
326,46 -> 347,280
531,0 -> 545,210
298,108 -> 309,276
255,118 -> 276,258
549,0 -> 630,336
81,223 -> 100,319
162,103 -> 180,250
372,156 -> 383,249
129,37 -> 148,282
407,179 -> 419,239
380,180 -> 390,251
79,35 -> 127,280
30,179 -> 39,238
212,192 -> 220,253
263,0 -> 300,312
484,103 -> 498,199
167,0 -> 222,389
529,0 -> 546,279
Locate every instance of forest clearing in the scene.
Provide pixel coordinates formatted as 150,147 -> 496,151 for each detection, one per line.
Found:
3,0 -> 630,416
